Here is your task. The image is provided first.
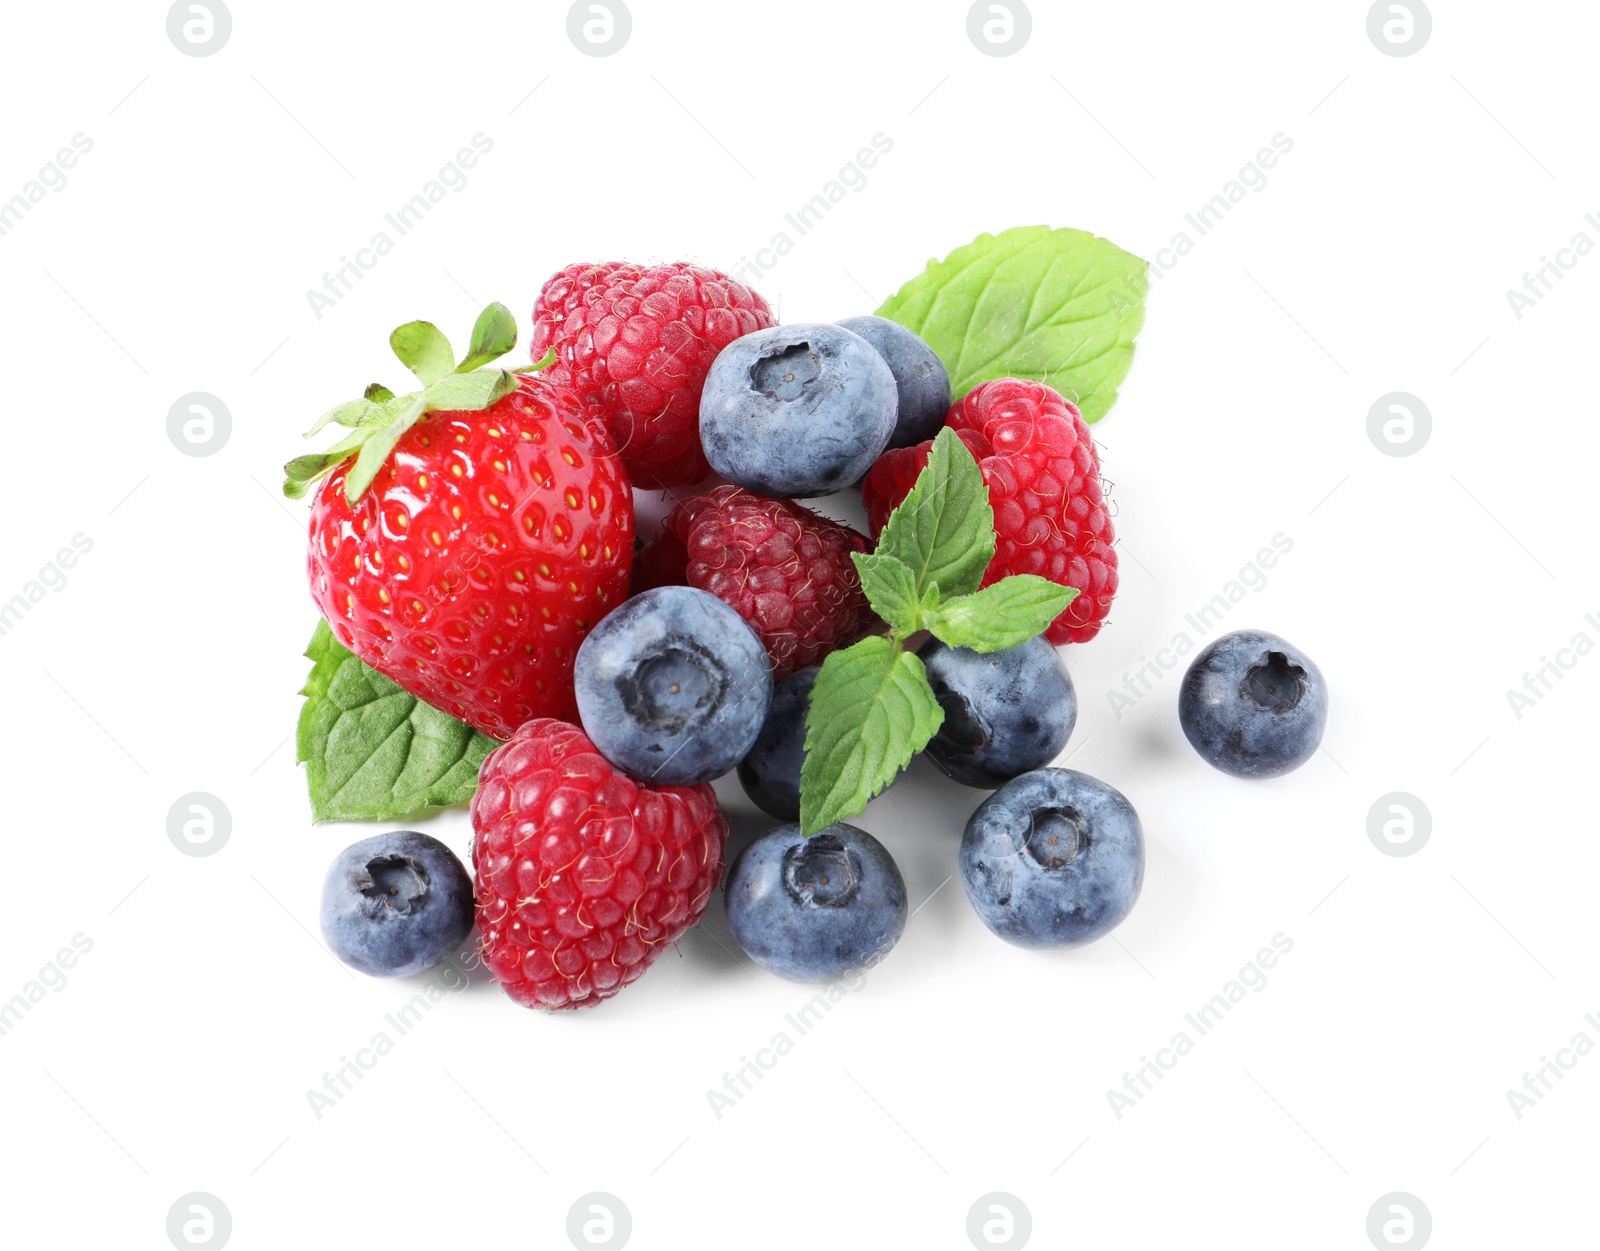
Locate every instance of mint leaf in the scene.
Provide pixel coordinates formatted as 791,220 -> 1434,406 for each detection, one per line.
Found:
457,302 -> 518,373
877,225 -> 1147,421
923,576 -> 1079,652
852,552 -> 921,637
390,319 -> 455,385
874,428 -> 994,601
297,620 -> 499,822
799,636 -> 943,836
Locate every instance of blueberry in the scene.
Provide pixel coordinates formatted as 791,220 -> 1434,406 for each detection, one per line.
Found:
837,315 -> 951,449
736,664 -> 818,820
918,635 -> 1076,789
725,822 -> 907,981
1178,629 -> 1327,778
960,768 -> 1143,949
699,323 -> 898,497
575,585 -> 773,785
320,831 -> 475,976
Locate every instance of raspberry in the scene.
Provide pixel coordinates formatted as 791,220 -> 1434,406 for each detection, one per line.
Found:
862,379 -> 1117,644
530,262 -> 777,488
636,485 -> 877,679
531,262 -> 642,340
471,718 -> 728,1010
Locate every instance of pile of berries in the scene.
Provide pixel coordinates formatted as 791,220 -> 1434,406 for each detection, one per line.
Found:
306,259 -> 1329,1009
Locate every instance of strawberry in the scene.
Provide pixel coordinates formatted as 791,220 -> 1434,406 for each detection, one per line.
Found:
285,304 -> 633,739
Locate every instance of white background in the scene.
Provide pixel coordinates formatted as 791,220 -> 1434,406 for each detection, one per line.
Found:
1,1 -> 1595,1247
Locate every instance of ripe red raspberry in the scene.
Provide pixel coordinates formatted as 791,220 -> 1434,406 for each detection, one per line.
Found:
636,486 -> 877,679
529,262 -> 777,488
861,379 -> 1117,644
471,718 -> 728,1010
530,261 -> 641,350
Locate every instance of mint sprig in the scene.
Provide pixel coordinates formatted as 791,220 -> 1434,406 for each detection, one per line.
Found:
870,427 -> 994,602
799,637 -> 943,836
297,621 -> 499,822
283,302 -> 531,505
876,225 -> 1147,420
798,430 -> 1079,835
921,577 -> 1081,652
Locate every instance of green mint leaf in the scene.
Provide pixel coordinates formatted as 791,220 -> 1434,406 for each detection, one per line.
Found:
457,303 -> 518,373
390,319 -> 455,385
422,368 -> 519,414
875,427 -> 994,601
877,225 -> 1147,421
923,575 -> 1079,652
851,551 -> 922,637
344,395 -> 427,504
297,620 -> 499,822
799,635 -> 943,836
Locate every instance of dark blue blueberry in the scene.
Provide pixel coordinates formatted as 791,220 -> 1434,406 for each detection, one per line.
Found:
837,315 -> 951,449
699,323 -> 898,497
1178,629 -> 1327,779
960,769 -> 1143,949
320,831 -> 475,977
725,823 -> 907,981
736,665 -> 818,820
575,585 -> 772,785
918,635 -> 1076,788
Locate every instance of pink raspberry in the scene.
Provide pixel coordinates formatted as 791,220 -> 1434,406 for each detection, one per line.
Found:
530,262 -> 777,488
471,718 -> 727,1011
861,379 -> 1117,644
636,486 -> 878,679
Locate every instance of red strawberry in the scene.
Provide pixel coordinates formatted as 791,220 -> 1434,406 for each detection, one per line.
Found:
862,378 -> 1117,644
636,485 -> 877,679
530,261 -> 777,488
287,304 -> 633,739
471,717 -> 728,1010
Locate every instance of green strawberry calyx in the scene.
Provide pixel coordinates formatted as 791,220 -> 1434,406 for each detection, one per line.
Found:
282,302 -> 554,505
